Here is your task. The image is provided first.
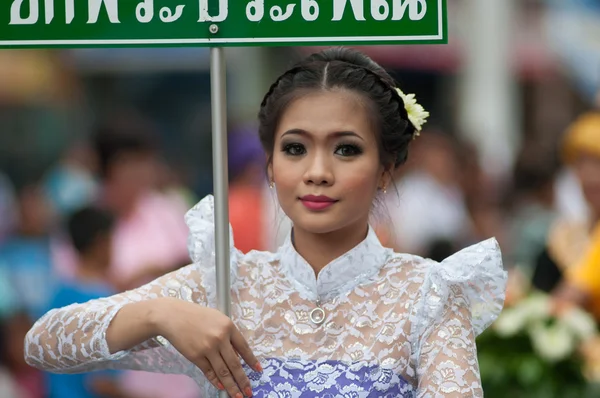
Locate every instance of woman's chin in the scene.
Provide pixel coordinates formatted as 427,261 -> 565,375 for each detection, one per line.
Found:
284,201 -> 366,236
290,215 -> 344,236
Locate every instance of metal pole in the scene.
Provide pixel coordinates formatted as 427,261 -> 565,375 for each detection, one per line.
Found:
210,47 -> 231,398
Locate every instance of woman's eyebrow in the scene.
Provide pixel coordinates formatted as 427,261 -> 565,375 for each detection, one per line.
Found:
281,129 -> 364,141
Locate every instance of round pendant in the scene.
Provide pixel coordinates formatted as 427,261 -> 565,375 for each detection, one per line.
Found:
310,307 -> 326,325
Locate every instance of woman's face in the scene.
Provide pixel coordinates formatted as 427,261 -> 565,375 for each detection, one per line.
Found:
270,90 -> 389,236
574,152 -> 600,213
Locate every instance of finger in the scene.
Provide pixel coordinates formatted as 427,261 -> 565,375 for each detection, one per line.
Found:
221,345 -> 253,398
195,358 -> 224,392
230,327 -> 261,372
208,353 -> 242,398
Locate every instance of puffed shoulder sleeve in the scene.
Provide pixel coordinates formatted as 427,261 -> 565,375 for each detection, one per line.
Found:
412,238 -> 507,398
185,194 -> 241,308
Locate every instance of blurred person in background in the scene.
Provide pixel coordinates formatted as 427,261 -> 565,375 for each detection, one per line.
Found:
531,112 -> 600,294
507,149 -> 560,276
458,140 -> 507,248
43,141 -> 100,219
228,125 -> 293,253
385,130 -> 471,255
92,118 -> 200,398
418,138 -> 507,262
0,171 -> 17,244
562,228 -> 600,321
0,312 -> 44,398
45,206 -> 140,398
155,161 -> 197,210
0,178 -> 57,322
551,111 -> 600,322
43,142 -> 102,283
227,126 -> 267,253
0,323 -> 20,397
0,264 -> 17,320
92,118 -> 190,290
554,165 -> 591,224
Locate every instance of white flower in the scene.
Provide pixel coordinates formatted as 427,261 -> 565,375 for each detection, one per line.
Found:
518,293 -> 552,321
493,293 -> 551,337
559,306 -> 598,341
529,322 -> 575,362
493,308 -> 528,337
395,88 -> 430,134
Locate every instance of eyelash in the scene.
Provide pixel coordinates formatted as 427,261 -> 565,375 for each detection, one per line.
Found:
334,143 -> 363,157
282,143 -> 306,156
281,142 -> 363,157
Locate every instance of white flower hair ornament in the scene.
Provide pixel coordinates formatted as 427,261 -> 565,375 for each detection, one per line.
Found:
395,87 -> 430,138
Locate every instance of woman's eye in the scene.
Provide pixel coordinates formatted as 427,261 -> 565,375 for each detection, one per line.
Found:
334,144 -> 363,157
283,143 -> 306,156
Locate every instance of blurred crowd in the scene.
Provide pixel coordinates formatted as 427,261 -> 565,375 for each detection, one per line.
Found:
0,118 -> 201,398
1,103 -> 600,397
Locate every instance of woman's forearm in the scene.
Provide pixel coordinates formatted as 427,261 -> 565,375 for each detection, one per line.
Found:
105,298 -> 172,353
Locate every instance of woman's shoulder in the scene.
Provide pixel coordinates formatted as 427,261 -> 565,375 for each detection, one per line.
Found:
391,238 -> 507,336
385,238 -> 504,276
378,251 -> 430,287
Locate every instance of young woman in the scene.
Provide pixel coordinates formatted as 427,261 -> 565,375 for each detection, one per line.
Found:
24,48 -> 507,398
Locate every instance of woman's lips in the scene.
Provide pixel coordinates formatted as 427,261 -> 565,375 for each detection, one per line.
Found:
299,195 -> 338,211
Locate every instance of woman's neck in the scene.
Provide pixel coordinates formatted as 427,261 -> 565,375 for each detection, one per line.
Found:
292,222 -> 369,277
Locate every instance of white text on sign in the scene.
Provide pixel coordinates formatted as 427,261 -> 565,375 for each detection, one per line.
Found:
9,0 -> 428,25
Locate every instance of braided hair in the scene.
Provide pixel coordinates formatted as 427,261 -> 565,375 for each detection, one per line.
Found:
258,47 -> 417,168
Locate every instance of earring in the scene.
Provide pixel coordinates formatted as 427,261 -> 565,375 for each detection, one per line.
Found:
382,185 -> 387,194
269,181 -> 275,189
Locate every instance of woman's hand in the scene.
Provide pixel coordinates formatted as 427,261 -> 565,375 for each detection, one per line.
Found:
154,298 -> 261,398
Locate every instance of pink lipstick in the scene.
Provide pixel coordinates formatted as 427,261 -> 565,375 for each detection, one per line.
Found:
300,195 -> 338,211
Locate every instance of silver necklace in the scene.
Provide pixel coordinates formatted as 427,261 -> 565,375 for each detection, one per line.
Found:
309,299 -> 326,325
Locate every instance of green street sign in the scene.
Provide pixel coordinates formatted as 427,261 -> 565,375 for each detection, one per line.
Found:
0,0 -> 447,48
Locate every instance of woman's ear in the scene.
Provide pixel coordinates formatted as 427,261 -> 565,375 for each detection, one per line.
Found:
267,161 -> 274,184
380,163 -> 394,190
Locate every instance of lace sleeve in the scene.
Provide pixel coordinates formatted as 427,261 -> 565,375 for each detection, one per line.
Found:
412,238 -> 507,398
24,264 -> 208,375
24,195 -> 238,378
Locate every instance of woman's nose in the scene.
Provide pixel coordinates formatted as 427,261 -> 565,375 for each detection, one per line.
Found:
303,151 -> 334,186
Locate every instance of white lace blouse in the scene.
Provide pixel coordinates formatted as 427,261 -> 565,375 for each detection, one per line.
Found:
24,195 -> 507,397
